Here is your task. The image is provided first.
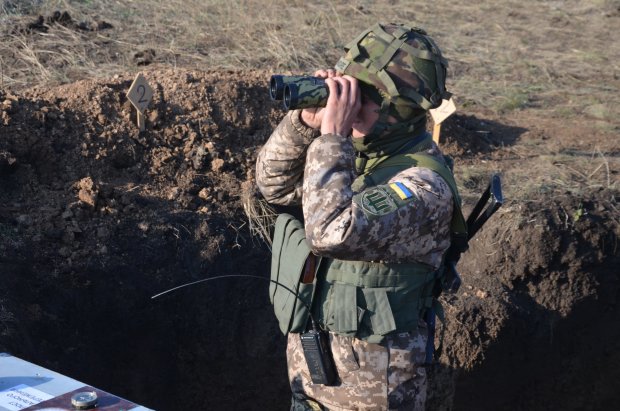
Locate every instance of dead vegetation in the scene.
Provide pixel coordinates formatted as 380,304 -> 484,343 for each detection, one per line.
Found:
1,0 -> 619,123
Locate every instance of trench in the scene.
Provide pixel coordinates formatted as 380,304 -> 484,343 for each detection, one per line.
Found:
2,231 -> 290,410
1,71 -> 619,410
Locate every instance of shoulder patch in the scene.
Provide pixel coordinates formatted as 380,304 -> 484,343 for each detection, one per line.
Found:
357,186 -> 398,216
389,181 -> 414,200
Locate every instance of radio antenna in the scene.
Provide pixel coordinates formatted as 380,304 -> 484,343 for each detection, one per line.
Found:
151,274 -> 319,329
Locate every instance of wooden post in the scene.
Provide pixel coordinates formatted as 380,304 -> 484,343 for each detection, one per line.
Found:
432,122 -> 441,144
137,111 -> 145,132
429,97 -> 456,146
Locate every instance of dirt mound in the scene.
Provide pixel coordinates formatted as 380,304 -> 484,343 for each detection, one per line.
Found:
439,112 -> 526,157
1,69 -> 286,409
442,190 -> 620,410
1,70 -> 618,410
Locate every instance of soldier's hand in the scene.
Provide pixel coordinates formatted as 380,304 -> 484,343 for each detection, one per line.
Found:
300,69 -> 338,129
320,75 -> 361,137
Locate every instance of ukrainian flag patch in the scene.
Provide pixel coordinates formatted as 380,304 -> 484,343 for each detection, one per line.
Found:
389,182 -> 414,200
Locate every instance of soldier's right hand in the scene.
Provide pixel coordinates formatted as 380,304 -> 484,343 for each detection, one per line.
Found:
300,69 -> 339,129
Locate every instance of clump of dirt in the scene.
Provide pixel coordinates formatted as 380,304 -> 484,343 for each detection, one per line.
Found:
13,10 -> 113,34
0,69 -> 618,410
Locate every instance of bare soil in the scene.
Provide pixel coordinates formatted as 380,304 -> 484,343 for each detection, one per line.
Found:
0,68 -> 618,411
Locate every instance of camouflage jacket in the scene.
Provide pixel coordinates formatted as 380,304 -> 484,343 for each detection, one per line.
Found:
256,110 -> 453,268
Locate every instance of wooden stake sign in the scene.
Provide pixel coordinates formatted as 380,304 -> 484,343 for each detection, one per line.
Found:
126,73 -> 153,131
429,97 -> 457,144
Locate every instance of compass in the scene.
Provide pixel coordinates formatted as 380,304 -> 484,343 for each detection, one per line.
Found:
71,391 -> 98,410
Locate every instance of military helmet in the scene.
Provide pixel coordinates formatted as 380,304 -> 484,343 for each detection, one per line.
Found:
335,23 -> 450,122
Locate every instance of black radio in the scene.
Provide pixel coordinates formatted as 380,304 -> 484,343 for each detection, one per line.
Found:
300,328 -> 338,386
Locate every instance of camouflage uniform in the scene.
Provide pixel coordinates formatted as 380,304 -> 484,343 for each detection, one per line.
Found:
256,24 -> 454,411
287,328 -> 427,410
256,110 -> 453,410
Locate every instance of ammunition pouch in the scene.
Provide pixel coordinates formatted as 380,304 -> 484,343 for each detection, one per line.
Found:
315,258 -> 438,343
270,213 -> 321,335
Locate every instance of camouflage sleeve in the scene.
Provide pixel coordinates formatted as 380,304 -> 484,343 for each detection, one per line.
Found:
256,110 -> 320,205
303,134 -> 453,268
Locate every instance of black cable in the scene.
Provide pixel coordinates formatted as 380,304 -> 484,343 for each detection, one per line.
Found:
151,274 -> 319,330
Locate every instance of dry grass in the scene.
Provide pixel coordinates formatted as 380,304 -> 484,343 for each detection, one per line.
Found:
1,0 -> 619,124
454,144 -> 620,229
511,150 -> 618,203
241,180 -> 277,247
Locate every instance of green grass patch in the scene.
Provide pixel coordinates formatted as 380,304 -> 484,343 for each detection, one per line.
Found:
496,89 -> 530,113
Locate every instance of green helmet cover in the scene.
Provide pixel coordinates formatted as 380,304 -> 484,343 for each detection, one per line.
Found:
335,23 -> 450,153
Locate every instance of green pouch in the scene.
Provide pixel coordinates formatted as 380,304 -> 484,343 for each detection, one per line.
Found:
270,214 -> 320,335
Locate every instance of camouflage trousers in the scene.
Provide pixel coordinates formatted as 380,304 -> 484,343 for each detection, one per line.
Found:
287,323 -> 428,411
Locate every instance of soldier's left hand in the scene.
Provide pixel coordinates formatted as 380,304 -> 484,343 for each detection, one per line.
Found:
320,75 -> 362,137
300,69 -> 339,129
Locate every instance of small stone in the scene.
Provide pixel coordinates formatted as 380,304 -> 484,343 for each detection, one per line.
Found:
77,176 -> 98,207
2,99 -> 16,113
79,189 -> 97,207
211,158 -> 225,172
59,246 -> 71,257
168,187 -> 180,200
198,188 -> 210,200
475,289 -> 488,299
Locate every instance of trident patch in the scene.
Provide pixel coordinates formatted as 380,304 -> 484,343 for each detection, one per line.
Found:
357,187 -> 398,216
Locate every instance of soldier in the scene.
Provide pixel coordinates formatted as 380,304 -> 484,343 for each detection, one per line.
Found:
256,23 -> 460,410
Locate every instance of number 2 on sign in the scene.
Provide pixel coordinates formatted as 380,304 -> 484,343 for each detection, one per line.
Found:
126,73 -> 153,114
137,85 -> 148,104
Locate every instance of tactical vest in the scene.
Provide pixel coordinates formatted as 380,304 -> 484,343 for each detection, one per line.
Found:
269,145 -> 466,343
313,150 -> 466,343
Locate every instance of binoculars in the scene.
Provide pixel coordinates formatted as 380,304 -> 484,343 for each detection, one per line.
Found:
269,75 -> 329,110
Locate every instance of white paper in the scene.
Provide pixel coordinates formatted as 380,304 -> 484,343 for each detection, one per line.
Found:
0,384 -> 54,410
